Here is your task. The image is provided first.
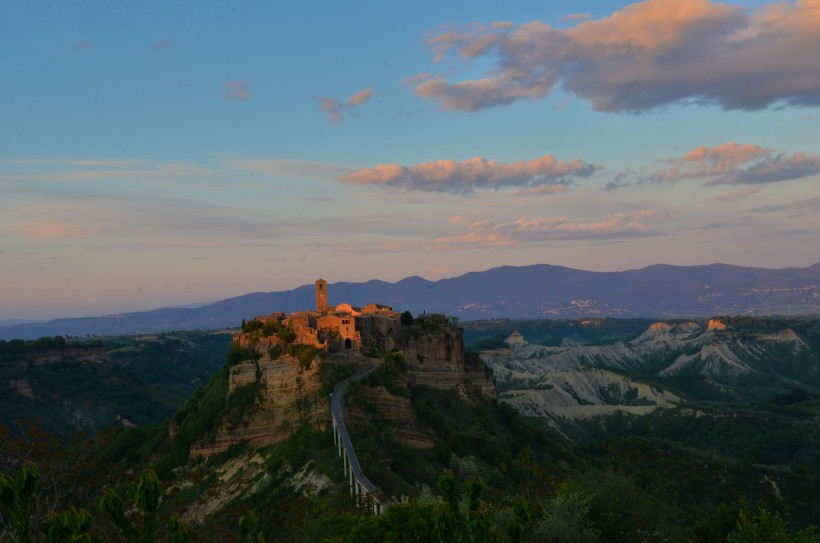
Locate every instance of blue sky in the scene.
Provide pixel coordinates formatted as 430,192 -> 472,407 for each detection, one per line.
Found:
1,0 -> 818,321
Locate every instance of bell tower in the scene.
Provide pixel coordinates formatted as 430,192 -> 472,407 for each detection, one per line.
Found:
315,279 -> 328,313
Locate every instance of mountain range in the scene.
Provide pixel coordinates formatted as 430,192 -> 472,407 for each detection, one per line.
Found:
2,262 -> 818,340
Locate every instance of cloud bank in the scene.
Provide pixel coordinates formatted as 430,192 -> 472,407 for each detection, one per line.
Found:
410,0 -> 820,112
340,153 -> 599,195
331,210 -> 666,255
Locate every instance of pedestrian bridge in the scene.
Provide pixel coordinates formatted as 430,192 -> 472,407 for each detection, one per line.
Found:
330,365 -> 389,514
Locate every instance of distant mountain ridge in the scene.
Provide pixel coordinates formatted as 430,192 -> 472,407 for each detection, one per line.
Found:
2,262 -> 818,340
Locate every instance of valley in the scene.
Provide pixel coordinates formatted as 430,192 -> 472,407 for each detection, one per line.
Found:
2,311 -> 820,542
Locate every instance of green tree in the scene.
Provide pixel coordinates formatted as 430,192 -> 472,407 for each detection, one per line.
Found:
692,503 -> 739,543
42,507 -> 105,543
237,512 -> 263,543
464,477 -> 492,543
0,462 -> 39,543
727,507 -> 819,543
400,311 -> 414,326
0,463 -> 104,543
505,498 -> 532,543
99,469 -> 189,543
533,486 -> 599,543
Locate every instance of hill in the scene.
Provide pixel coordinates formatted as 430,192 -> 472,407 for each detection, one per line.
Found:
471,316 -> 820,528
4,312 -> 820,542
0,332 -> 233,441
2,262 -> 819,339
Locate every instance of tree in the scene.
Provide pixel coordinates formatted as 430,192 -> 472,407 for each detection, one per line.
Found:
0,461 -> 38,543
0,463 -> 105,543
42,507 -> 105,543
99,469 -> 189,543
727,507 -> 819,543
400,311 -> 414,326
533,486 -> 599,543
692,503 -> 739,543
505,498 -> 532,543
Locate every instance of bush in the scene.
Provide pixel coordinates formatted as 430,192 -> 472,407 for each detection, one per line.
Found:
290,345 -> 323,370
227,345 -> 261,366
277,329 -> 297,344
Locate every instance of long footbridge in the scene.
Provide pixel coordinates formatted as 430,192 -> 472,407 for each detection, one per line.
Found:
329,364 -> 389,514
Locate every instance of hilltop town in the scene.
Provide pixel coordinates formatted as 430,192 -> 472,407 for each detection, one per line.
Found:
251,278 -> 404,355
188,279 -> 494,458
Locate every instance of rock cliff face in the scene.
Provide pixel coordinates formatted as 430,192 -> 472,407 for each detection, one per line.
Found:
23,346 -> 107,365
346,385 -> 436,448
403,329 -> 496,400
347,321 -> 497,448
191,315 -> 497,456
190,334 -> 326,457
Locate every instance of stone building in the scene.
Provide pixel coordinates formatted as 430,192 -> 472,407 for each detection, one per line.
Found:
263,279 -> 401,354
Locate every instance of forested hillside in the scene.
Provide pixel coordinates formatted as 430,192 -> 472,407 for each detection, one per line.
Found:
2,316 -> 819,542
0,332 -> 233,441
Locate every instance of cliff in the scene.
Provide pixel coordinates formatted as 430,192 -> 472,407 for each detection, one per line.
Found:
347,318 -> 496,449
188,313 -> 497,457
189,334 -> 326,457
403,328 -> 496,400
23,345 -> 107,365
346,385 -> 436,448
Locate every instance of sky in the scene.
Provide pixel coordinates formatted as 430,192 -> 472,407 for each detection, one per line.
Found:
1,0 -> 819,322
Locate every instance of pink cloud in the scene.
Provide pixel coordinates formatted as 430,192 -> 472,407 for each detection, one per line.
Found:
314,85 -> 374,124
330,210 -> 666,255
409,0 -> 820,112
653,142 -> 769,181
340,153 -> 598,195
315,97 -> 343,124
430,210 -> 667,250
347,85 -> 373,106
223,80 -> 252,102
73,40 -> 94,50
645,142 -> 820,185
152,39 -> 171,49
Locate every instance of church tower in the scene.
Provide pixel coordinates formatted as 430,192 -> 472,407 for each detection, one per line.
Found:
315,279 -> 328,313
